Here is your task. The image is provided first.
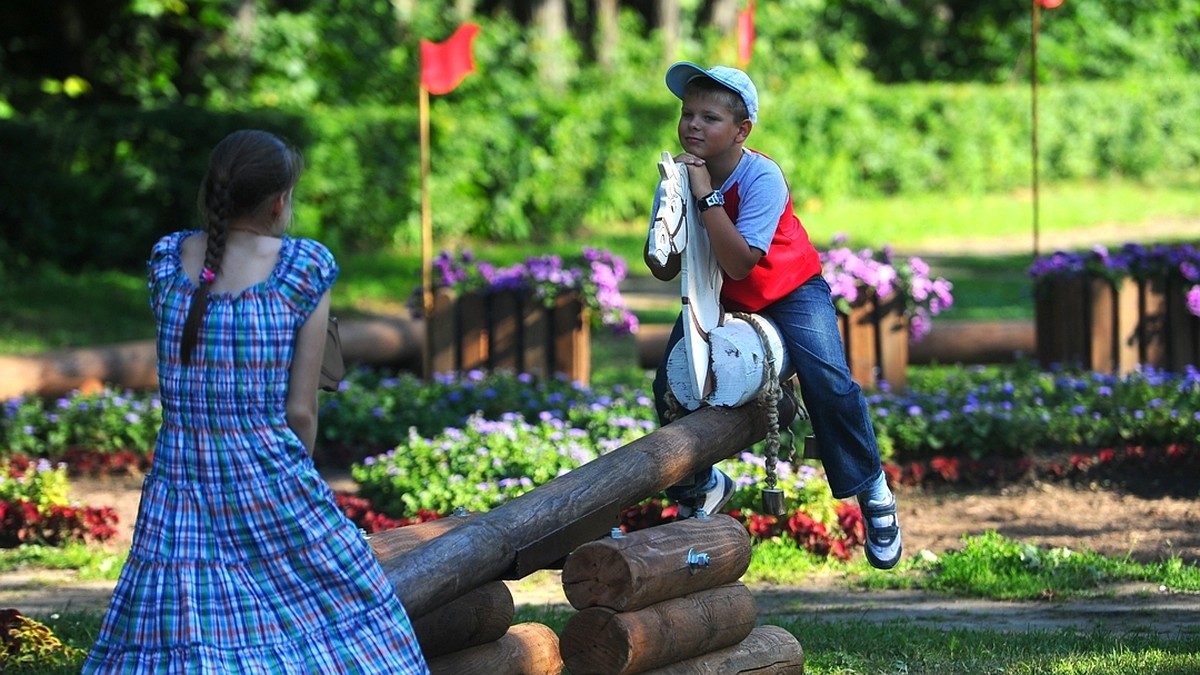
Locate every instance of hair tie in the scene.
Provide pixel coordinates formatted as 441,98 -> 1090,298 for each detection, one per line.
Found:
200,268 -> 216,284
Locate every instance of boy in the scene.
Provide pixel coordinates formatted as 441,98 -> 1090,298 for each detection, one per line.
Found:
645,62 -> 902,570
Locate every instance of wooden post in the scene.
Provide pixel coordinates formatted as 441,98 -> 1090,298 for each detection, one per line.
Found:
427,288 -> 459,378
874,292 -> 909,390
840,299 -> 878,388
488,290 -> 523,372
553,293 -> 590,384
1114,277 -> 1141,374
561,514 -> 751,612
1138,277 -> 1170,367
381,404 -> 770,618
559,583 -> 757,675
426,622 -> 563,675
1166,275 -> 1200,371
638,625 -> 805,675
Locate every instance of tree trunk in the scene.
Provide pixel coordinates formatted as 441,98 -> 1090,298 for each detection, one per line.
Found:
596,0 -> 618,68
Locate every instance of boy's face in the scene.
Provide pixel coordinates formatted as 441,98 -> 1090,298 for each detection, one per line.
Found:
677,92 -> 749,160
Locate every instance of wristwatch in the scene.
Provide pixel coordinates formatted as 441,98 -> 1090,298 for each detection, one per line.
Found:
697,190 -> 725,213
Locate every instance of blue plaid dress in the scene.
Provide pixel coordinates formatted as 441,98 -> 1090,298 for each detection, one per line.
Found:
83,231 -> 430,674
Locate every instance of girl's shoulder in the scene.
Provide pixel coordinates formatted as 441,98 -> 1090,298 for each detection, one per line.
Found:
276,235 -> 339,313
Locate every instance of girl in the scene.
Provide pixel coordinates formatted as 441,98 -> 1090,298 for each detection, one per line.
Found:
84,130 -> 429,673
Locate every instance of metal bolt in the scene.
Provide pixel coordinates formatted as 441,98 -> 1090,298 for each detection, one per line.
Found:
686,547 -> 711,574
610,527 -> 624,539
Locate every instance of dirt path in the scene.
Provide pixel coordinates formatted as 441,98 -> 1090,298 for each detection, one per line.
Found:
2,474 -> 1197,636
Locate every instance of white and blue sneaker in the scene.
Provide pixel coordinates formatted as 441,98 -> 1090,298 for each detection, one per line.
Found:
859,492 -> 903,569
676,469 -> 735,519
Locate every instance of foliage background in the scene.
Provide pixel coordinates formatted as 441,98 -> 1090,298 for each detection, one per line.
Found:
1,0 -> 1198,271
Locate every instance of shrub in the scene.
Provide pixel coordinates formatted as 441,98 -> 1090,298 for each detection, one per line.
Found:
0,458 -> 118,547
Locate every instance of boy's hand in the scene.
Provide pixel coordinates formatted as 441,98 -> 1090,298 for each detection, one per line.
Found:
673,152 -> 714,199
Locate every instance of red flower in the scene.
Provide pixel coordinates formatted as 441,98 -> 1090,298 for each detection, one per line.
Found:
835,502 -> 865,546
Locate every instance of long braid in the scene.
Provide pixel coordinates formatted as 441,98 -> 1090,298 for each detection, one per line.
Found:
180,176 -> 228,364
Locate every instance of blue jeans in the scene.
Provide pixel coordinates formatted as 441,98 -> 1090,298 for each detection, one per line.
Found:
654,275 -> 883,500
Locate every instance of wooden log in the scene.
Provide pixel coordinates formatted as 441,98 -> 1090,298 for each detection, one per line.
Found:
413,581 -> 514,658
1138,278 -> 1170,367
365,511 -> 479,564
841,300 -> 878,389
337,314 -> 424,367
909,319 -> 1034,365
559,583 -> 757,675
561,515 -> 751,612
0,313 -> 425,399
365,514 -> 514,652
648,319 -> 1039,368
426,622 -> 563,675
639,625 -> 804,675
0,340 -> 158,399
382,404 -> 770,618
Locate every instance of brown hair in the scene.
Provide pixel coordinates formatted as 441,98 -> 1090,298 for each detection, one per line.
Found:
684,77 -> 751,123
180,130 -> 304,365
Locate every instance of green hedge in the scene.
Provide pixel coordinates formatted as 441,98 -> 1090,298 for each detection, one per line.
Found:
3,75 -> 1198,271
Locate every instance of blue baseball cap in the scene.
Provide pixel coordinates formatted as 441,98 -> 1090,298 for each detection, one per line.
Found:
665,62 -> 759,124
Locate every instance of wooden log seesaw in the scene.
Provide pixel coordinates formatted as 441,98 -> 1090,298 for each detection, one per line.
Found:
372,154 -> 805,673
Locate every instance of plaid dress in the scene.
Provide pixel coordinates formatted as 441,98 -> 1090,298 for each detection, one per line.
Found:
83,231 -> 429,674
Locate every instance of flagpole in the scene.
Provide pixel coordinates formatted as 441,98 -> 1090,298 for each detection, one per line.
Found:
1031,0 -> 1041,260
419,83 -> 434,380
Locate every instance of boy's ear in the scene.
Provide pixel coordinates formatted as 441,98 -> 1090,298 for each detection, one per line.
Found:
736,119 -> 753,143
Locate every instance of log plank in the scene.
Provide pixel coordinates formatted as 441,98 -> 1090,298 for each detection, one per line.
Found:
640,625 -> 804,675
559,583 -> 757,675
561,514 -> 751,612
426,622 -> 563,675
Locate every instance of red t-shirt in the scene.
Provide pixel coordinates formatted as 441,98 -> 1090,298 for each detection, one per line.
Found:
718,153 -> 822,312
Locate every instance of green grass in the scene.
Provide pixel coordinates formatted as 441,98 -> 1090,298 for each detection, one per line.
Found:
0,543 -> 126,581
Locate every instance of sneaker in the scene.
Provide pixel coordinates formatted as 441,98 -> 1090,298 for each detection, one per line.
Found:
676,469 -> 735,519
860,493 -> 903,569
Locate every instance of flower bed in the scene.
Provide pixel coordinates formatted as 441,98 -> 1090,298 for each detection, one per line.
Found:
412,248 -> 638,384
1029,243 -> 1200,373
821,236 -> 954,390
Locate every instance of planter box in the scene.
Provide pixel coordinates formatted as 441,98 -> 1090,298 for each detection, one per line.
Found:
425,288 -> 591,384
838,292 -> 909,391
1034,275 -> 1200,374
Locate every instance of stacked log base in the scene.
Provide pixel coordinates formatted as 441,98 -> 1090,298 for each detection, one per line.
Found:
559,516 -> 804,674
367,515 -> 561,672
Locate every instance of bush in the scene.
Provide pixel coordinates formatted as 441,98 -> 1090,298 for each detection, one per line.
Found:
5,75 -> 1197,271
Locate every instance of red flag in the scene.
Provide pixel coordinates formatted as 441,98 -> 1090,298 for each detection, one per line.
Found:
420,23 -> 480,95
737,1 -> 756,68
1038,0 -> 1063,8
